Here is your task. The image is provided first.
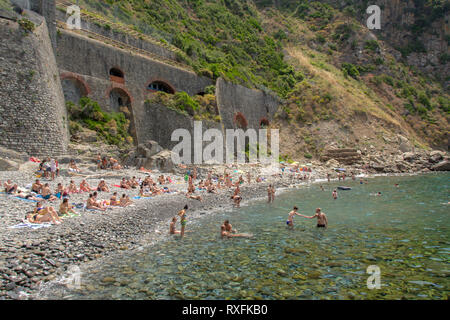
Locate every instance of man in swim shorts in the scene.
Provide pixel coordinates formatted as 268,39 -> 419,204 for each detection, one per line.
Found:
301,208 -> 328,228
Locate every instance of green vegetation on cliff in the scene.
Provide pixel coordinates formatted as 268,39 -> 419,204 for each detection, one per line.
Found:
67,97 -> 133,148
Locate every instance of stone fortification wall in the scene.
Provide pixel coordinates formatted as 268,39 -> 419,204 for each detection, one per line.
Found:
0,11 -> 68,156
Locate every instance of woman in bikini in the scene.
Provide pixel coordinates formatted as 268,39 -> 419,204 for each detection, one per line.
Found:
110,192 -> 120,206
29,201 -> 61,224
86,194 -> 106,211
67,180 -> 79,194
178,205 -> 188,238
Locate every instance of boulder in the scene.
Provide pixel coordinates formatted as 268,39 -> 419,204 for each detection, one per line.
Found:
325,159 -> 339,168
402,152 -> 416,162
144,150 -> 175,172
429,150 -> 445,163
431,160 -> 450,171
136,140 -> 162,159
0,146 -> 28,162
399,142 -> 412,153
0,158 -> 20,171
370,162 -> 385,172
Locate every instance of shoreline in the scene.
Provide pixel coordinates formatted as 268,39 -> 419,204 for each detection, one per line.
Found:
0,165 -> 445,299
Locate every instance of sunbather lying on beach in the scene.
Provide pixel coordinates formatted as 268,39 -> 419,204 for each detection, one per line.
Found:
15,190 -> 40,201
186,193 -> 202,201
110,192 -> 120,206
28,201 -> 62,224
59,198 -> 76,216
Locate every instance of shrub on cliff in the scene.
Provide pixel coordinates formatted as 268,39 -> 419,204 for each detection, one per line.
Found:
66,97 -> 132,148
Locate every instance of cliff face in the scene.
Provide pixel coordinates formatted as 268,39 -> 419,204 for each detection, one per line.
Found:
328,0 -> 448,84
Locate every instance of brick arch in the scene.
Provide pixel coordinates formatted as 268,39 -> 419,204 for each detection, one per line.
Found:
60,72 -> 91,95
105,84 -> 134,104
233,112 -> 248,129
145,78 -> 176,95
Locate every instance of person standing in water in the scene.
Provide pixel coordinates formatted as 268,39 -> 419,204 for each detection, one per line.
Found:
300,208 -> 328,228
286,206 -> 305,229
332,189 -> 338,200
178,205 -> 188,238
267,184 -> 274,203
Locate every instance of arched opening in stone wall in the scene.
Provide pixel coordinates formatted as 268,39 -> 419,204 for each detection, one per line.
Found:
260,118 -> 270,128
147,80 -> 175,94
109,87 -> 137,144
109,67 -> 125,83
61,77 -> 89,104
233,112 -> 248,130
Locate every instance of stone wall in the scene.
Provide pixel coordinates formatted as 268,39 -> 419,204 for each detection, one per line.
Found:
0,12 -> 68,156
29,0 -> 56,49
140,101 -> 222,162
215,77 -> 280,130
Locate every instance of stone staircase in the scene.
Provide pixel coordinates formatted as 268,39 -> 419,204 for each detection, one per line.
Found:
320,148 -> 362,165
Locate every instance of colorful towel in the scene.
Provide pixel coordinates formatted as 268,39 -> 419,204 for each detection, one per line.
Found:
133,196 -> 152,200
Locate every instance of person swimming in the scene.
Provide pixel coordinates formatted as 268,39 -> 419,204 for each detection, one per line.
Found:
220,220 -> 252,238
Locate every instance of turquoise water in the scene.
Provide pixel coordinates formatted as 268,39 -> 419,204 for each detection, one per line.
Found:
60,173 -> 449,300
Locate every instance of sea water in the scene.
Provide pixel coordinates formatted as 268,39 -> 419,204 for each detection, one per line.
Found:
50,173 -> 449,300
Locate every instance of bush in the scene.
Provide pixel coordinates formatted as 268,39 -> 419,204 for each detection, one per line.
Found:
342,63 -> 360,79
66,97 -> 132,147
364,40 -> 379,52
18,18 -> 35,33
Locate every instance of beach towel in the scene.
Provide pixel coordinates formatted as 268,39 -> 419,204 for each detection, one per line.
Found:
14,196 -> 38,203
61,212 -> 80,218
113,184 -> 121,188
133,196 -> 152,200
9,222 -> 52,229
